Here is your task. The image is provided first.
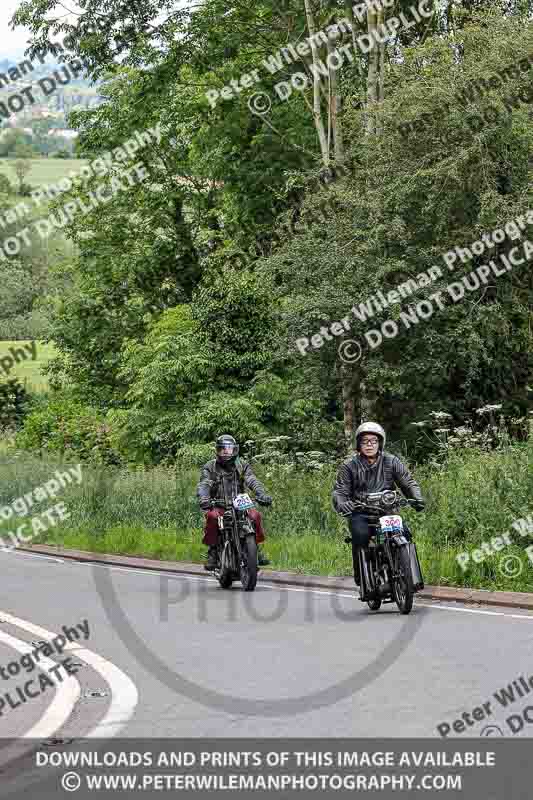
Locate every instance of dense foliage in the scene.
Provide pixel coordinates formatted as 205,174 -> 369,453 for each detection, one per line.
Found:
9,0 -> 533,464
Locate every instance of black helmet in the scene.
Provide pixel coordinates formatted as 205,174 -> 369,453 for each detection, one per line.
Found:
215,434 -> 239,465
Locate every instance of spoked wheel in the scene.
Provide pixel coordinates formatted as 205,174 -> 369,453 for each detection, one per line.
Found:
240,535 -> 258,591
218,543 -> 233,589
392,546 -> 414,614
367,597 -> 382,611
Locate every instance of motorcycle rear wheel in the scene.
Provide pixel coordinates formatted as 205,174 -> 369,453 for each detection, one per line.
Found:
240,535 -> 258,591
392,546 -> 414,614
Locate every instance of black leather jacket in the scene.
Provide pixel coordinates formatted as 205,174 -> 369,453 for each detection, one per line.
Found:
196,458 -> 267,508
332,451 -> 423,513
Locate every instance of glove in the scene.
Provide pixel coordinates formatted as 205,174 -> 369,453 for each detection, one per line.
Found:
256,494 -> 272,506
339,500 -> 357,515
199,499 -> 211,512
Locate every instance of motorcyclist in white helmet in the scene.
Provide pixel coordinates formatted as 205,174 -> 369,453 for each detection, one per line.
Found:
332,422 -> 425,587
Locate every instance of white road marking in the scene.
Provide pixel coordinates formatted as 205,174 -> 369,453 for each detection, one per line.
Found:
0,627 -> 80,738
416,601 -> 533,620
0,549 -> 64,563
0,610 -> 138,737
6,549 -> 533,620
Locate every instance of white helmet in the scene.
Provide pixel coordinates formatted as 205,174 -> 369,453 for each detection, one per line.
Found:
355,421 -> 386,450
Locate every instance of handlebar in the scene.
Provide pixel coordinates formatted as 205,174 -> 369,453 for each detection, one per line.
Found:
340,495 -> 423,517
255,497 -> 272,507
210,498 -> 229,509
208,497 -> 273,509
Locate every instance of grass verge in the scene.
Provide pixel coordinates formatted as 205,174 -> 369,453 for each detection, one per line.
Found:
0,441 -> 531,591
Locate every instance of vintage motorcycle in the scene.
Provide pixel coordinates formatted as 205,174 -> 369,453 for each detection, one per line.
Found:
210,494 -> 267,592
344,490 -> 425,614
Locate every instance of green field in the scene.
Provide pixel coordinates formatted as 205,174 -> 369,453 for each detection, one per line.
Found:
0,340 -> 56,391
0,158 -> 88,188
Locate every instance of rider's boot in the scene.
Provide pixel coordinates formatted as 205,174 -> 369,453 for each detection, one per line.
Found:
257,547 -> 270,566
352,545 -> 361,586
205,545 -> 218,571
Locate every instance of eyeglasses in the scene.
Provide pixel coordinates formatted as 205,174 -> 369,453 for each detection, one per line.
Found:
360,438 -> 379,446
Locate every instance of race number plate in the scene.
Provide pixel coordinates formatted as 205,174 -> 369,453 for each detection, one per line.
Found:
379,515 -> 403,533
233,493 -> 254,511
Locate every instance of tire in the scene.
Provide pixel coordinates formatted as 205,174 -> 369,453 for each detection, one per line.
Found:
240,535 -> 258,591
218,543 -> 233,589
367,598 -> 382,611
392,545 -> 414,614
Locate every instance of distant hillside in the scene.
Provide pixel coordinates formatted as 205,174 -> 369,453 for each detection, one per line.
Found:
0,54 -> 104,128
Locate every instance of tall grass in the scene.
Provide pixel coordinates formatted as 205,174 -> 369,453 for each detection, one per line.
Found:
0,439 -> 531,591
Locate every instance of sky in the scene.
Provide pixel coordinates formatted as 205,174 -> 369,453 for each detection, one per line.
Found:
1,0 -> 30,58
1,0 -> 81,60
1,0 -> 189,61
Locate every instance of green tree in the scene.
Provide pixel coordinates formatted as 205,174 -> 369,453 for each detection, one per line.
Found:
11,158 -> 31,194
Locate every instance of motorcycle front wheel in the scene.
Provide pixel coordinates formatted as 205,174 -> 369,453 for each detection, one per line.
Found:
218,542 -> 233,589
392,545 -> 414,614
240,535 -> 258,591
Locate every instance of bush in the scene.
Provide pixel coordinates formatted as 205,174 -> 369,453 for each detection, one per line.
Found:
0,377 -> 29,429
16,395 -> 122,465
0,174 -> 13,194
173,442 -> 216,469
50,149 -> 72,159
0,311 -> 51,340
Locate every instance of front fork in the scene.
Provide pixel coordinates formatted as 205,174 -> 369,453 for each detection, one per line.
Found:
217,513 -> 246,571
358,546 -> 377,598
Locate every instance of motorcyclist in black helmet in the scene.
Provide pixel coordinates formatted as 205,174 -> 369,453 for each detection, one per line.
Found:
197,435 -> 272,571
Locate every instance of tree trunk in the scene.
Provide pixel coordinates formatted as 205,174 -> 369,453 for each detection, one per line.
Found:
366,10 -> 379,135
327,34 -> 344,165
377,8 -> 385,111
303,0 -> 330,166
341,360 -> 356,451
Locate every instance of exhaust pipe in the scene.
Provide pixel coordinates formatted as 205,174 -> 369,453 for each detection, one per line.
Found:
408,542 -> 424,590
359,548 -> 376,596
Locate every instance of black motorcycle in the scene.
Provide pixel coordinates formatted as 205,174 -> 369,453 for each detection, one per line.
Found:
344,490 -> 425,614
210,494 -> 267,592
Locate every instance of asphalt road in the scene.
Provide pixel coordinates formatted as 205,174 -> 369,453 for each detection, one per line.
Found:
0,547 -> 532,745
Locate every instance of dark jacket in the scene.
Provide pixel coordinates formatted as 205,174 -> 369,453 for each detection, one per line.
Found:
196,458 -> 267,508
332,451 -> 423,513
